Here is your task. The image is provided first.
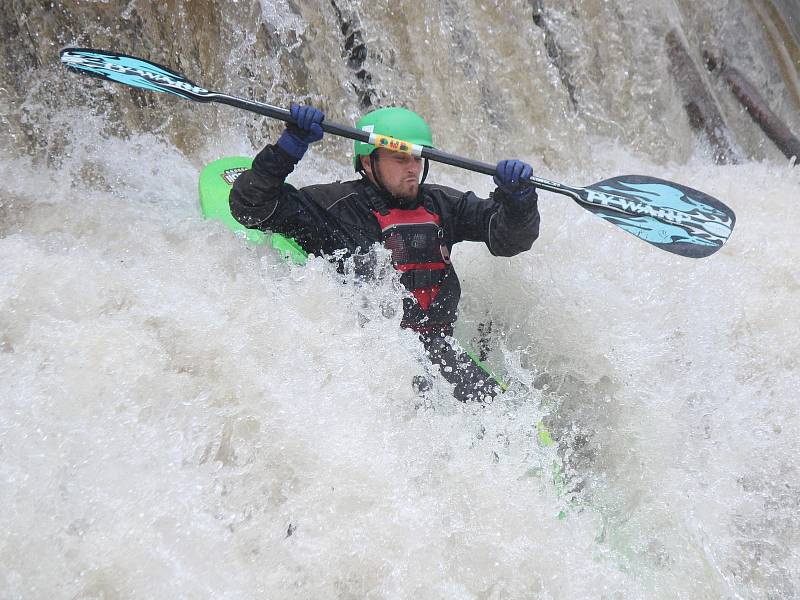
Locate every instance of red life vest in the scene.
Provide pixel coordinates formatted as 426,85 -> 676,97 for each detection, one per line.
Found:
372,206 -> 451,311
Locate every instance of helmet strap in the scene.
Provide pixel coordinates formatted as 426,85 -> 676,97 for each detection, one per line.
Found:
420,158 -> 430,185
369,152 -> 388,193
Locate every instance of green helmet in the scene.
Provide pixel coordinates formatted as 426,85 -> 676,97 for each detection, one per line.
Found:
353,107 -> 434,170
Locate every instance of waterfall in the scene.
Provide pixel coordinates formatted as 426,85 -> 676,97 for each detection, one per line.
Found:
1,1 -> 798,597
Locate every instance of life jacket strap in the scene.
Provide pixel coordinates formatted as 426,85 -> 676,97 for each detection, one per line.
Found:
400,269 -> 444,289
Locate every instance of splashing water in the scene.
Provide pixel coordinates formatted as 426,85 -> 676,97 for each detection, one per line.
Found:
2,0 -> 800,598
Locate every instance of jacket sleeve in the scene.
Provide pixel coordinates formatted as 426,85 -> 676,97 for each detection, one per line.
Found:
446,187 -> 541,257
228,144 -> 331,255
229,144 -> 297,230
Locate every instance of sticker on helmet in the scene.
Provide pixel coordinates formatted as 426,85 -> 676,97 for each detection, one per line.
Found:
369,133 -> 423,156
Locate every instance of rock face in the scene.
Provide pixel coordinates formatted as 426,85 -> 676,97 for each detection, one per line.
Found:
1,1 -> 329,158
1,0 -> 799,165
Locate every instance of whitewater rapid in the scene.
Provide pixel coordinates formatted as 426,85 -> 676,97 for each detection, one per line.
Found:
3,0 -> 800,597
2,112 -> 798,597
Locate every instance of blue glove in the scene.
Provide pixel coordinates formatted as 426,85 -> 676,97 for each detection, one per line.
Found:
494,159 -> 535,197
277,103 -> 325,161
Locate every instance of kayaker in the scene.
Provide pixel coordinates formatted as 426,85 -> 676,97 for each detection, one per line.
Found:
230,104 -> 540,402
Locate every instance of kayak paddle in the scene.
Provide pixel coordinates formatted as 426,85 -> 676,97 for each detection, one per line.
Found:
60,47 -> 735,258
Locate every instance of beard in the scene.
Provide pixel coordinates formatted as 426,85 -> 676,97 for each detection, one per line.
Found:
364,153 -> 422,203
386,178 -> 420,202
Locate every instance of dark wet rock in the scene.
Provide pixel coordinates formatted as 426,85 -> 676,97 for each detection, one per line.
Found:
665,29 -> 738,164
720,64 -> 800,163
530,0 -> 578,110
329,0 -> 376,109
752,0 -> 800,112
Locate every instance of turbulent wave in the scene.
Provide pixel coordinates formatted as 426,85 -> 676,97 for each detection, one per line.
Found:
1,1 -> 799,598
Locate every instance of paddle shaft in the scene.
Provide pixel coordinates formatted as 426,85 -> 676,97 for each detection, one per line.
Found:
209,92 -> 579,200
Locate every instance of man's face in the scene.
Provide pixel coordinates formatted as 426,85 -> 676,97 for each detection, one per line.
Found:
361,148 -> 424,200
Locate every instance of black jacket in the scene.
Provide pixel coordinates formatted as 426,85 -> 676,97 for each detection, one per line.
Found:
230,144 -> 540,329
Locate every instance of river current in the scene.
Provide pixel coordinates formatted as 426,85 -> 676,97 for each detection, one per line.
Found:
1,1 -> 799,598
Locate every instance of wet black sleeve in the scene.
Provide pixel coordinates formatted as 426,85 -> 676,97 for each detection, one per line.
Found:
445,187 -> 541,257
229,144 -> 295,229
228,144 -> 333,256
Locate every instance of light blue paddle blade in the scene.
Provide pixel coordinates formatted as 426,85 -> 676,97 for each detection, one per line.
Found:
578,175 -> 735,258
60,48 -> 212,100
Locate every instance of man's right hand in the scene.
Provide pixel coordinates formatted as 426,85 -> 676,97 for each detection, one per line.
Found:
494,159 -> 534,194
277,103 -> 325,161
494,160 -> 539,212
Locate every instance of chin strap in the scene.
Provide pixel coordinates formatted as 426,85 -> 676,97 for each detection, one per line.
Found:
369,153 -> 390,195
420,158 -> 429,185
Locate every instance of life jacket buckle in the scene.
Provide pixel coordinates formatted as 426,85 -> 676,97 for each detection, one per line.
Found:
400,269 -> 444,289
